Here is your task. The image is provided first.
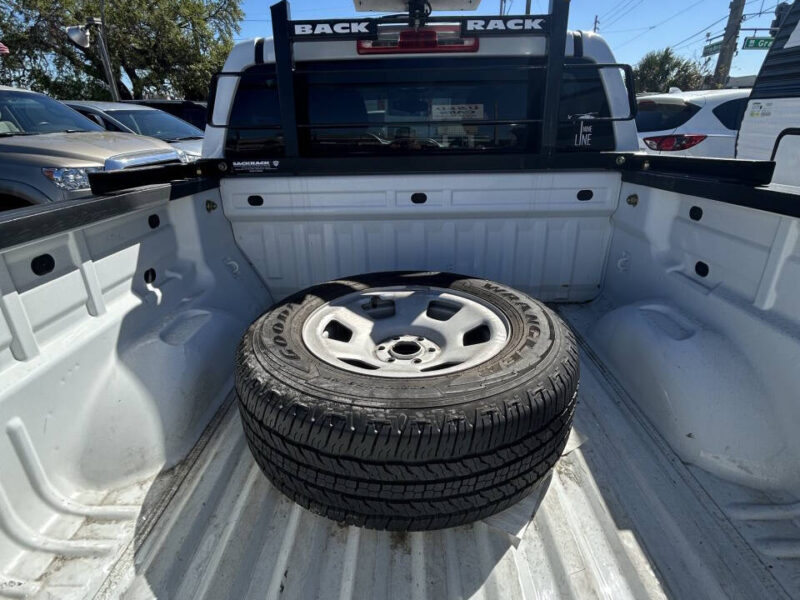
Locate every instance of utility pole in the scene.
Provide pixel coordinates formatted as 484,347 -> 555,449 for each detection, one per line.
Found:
525,0 -> 532,14
593,15 -> 599,33
97,0 -> 120,101
714,0 -> 746,87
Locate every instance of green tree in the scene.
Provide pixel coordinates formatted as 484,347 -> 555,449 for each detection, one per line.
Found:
0,0 -> 242,99
633,48 -> 708,94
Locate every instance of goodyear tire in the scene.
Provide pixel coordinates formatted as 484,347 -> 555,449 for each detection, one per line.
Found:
236,272 -> 578,531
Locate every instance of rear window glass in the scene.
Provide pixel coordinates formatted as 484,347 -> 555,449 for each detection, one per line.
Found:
712,98 -> 748,130
225,58 -> 617,159
226,76 -> 283,159
303,79 -> 530,155
635,100 -> 701,132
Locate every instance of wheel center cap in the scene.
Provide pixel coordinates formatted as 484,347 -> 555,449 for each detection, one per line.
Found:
375,334 -> 439,365
390,340 -> 422,359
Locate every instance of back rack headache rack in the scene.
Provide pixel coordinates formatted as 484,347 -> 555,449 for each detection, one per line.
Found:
268,0 -> 571,158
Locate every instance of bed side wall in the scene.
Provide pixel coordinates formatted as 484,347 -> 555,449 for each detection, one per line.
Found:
0,189 -> 268,569
593,182 -> 800,495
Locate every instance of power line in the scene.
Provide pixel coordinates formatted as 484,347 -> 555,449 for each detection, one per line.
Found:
600,0 -> 635,21
672,29 -> 725,51
616,0 -> 710,49
670,15 -> 729,49
603,0 -> 641,24
600,0 -> 626,20
616,0 -> 770,50
603,26 -> 651,34
669,0 -> 778,52
745,2 -> 780,17
604,0 -> 645,29
594,0 -> 644,34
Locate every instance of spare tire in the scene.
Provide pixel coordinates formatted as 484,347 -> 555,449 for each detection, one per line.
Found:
236,272 -> 578,531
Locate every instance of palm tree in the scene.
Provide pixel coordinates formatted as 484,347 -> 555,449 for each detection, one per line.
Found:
634,49 -> 708,94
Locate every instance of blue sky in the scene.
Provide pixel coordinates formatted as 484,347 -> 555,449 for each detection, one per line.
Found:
235,0 -> 783,77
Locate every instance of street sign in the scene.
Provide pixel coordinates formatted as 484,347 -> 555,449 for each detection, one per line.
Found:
702,41 -> 723,57
743,36 -> 774,49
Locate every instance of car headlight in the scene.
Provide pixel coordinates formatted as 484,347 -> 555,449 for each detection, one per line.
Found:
42,167 -> 103,191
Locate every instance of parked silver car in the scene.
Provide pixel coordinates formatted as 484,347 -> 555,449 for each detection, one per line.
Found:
0,86 -> 186,210
65,101 -> 204,160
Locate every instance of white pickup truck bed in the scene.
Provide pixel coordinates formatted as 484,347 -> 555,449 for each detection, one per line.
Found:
78,304 -> 794,600
3,167 -> 800,599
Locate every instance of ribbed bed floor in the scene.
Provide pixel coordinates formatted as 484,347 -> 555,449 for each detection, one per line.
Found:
85,304 -> 798,600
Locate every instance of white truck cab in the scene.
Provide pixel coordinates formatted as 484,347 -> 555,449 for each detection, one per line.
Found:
203,4 -> 638,161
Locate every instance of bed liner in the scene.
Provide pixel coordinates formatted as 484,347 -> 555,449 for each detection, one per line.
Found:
78,304 -> 796,600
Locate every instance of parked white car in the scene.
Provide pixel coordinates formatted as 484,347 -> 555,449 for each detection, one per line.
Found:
636,88 -> 750,157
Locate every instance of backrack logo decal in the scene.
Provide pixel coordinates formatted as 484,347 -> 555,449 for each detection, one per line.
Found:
461,16 -> 549,36
231,160 -> 280,173
287,16 -> 548,41
290,20 -> 378,40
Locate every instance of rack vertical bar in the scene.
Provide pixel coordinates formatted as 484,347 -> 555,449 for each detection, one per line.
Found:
540,0 -> 570,156
271,0 -> 300,158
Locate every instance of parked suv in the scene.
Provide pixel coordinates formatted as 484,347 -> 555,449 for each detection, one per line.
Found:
636,88 -> 751,157
0,87 -> 186,210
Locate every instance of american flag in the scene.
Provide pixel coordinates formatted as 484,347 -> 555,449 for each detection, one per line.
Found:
0,42 -> 9,56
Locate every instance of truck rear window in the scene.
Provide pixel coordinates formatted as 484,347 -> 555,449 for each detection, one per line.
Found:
303,79 -> 529,155
225,57 -> 616,159
635,100 -> 700,133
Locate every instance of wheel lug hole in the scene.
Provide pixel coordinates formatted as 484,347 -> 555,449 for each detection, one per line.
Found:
417,337 -> 425,341
378,345 -> 385,350
428,347 -> 435,352
413,358 -> 422,364
388,358 -> 395,362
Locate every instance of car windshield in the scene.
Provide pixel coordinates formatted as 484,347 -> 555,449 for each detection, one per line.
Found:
106,109 -> 203,141
0,91 -> 103,135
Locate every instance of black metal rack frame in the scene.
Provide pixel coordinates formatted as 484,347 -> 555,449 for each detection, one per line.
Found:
268,0 -> 576,158
197,0 -> 647,175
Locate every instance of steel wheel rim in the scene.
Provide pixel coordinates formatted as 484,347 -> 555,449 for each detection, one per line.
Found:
301,286 -> 510,378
